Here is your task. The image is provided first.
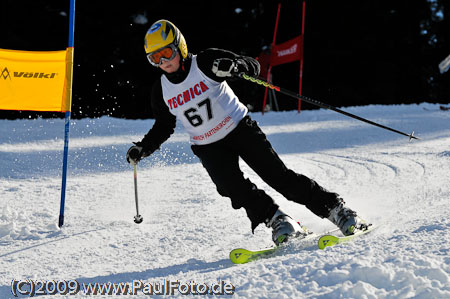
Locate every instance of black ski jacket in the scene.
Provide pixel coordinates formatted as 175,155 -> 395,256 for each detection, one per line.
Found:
138,48 -> 260,154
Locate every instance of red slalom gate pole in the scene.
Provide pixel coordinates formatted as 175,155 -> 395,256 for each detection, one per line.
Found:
262,3 -> 281,114
298,0 -> 306,113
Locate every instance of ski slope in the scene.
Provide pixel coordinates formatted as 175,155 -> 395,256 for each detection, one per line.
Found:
1,103 -> 449,298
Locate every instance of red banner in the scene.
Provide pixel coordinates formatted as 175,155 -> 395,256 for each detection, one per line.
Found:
270,35 -> 303,67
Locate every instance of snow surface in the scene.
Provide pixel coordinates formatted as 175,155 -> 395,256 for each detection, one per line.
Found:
1,103 -> 449,298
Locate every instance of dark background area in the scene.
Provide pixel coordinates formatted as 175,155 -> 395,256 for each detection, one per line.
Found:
1,0 -> 449,119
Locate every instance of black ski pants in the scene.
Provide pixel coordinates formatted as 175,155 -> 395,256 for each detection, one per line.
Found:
191,116 -> 341,231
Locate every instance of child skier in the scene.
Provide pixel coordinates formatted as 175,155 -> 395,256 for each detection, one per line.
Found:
127,20 -> 368,245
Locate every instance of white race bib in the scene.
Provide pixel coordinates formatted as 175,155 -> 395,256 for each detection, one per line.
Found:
161,55 -> 247,144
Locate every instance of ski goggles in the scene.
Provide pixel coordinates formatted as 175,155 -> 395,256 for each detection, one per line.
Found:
146,44 -> 177,66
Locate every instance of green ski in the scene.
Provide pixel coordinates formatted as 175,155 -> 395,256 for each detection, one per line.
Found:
318,225 -> 376,249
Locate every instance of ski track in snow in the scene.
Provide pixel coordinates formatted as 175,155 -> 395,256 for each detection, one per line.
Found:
0,103 -> 449,298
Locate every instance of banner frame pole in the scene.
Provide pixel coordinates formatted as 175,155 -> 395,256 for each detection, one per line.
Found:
59,0 -> 75,228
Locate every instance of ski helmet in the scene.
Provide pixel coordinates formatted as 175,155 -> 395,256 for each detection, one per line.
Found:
144,20 -> 188,64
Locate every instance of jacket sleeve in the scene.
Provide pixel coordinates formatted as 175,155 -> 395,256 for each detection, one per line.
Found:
138,80 -> 176,154
196,48 -> 260,82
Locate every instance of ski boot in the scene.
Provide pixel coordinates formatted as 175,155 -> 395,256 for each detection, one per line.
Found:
266,209 -> 309,245
328,202 -> 369,236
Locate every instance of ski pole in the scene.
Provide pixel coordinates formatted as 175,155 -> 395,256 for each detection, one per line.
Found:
237,73 -> 419,140
133,163 -> 143,224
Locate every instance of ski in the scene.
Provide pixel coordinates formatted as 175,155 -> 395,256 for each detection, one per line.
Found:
318,225 -> 376,249
229,247 -> 279,264
230,228 -> 339,264
230,226 -> 377,264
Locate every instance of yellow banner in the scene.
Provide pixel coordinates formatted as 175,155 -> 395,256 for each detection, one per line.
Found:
0,48 -> 73,112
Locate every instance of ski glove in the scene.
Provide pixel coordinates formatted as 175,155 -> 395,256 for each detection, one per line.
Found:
212,58 -> 248,77
126,142 -> 151,165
